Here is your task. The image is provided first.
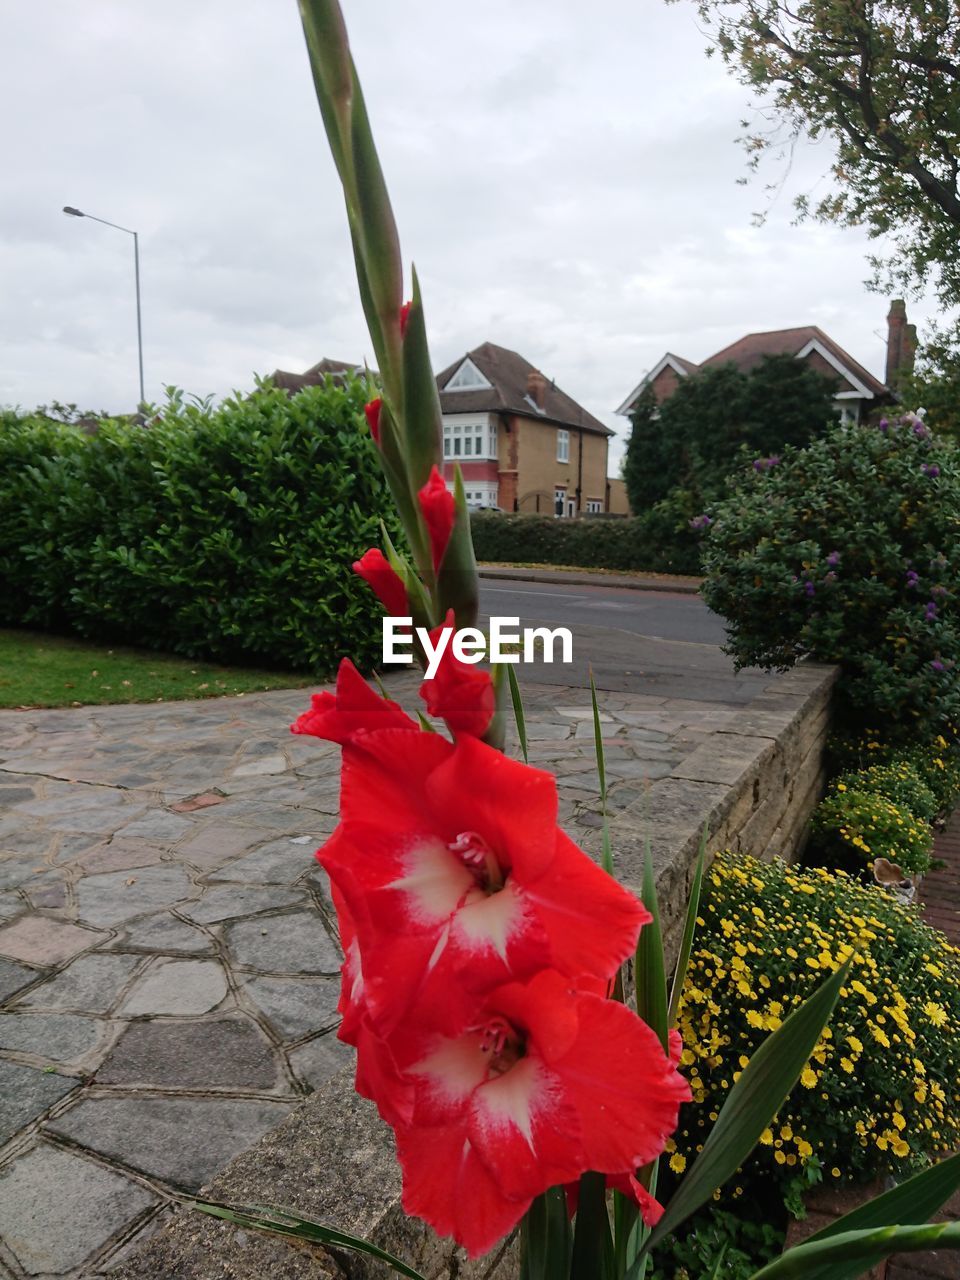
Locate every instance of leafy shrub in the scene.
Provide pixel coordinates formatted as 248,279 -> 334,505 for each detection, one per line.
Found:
673,852 -> 960,1207
809,785 -> 934,876
650,1205 -> 783,1280
834,761 -> 939,821
829,728 -> 960,818
470,504 -> 701,575
0,380 -> 394,674
700,416 -> 960,737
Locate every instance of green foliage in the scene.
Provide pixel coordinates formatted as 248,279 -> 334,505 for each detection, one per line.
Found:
828,728 -> 960,821
810,785 -> 934,877
901,324 -> 960,442
700,417 -> 960,737
680,0 -> 960,307
470,508 -> 701,576
834,762 -> 939,823
623,355 -> 837,514
649,1206 -> 784,1280
0,380 -> 395,674
674,853 -> 960,1205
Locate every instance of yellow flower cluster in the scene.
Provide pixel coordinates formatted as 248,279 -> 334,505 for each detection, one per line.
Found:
675,852 -> 960,1195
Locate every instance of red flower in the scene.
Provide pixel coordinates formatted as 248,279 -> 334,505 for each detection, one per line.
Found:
564,1171 -> 663,1228
352,548 -> 408,616
291,659 -> 415,744
420,610 -> 494,737
400,300 -> 412,337
393,971 -> 689,1256
364,398 -> 382,444
418,466 -> 455,570
318,730 -> 649,1035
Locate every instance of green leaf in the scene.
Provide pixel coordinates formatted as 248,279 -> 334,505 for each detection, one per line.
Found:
635,838 -> 669,1054
185,1197 -> 428,1280
400,267 -> 444,492
589,668 -> 614,877
786,1151 -> 960,1280
436,466 -> 480,629
636,959 -> 851,1266
507,663 -> 528,762
520,1186 -> 571,1280
749,1221 -> 960,1279
571,1171 -> 614,1280
667,829 -> 706,1027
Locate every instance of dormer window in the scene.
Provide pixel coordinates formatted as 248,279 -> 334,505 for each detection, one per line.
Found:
444,358 -> 492,392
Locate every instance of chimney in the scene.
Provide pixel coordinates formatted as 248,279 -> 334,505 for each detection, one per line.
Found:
526,369 -> 547,410
886,299 -> 908,387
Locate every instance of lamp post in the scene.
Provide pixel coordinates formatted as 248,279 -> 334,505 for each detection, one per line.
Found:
63,206 -> 145,408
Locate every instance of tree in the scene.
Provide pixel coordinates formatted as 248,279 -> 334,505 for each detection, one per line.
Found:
900,323 -> 960,439
676,0 -> 960,305
623,354 -> 838,512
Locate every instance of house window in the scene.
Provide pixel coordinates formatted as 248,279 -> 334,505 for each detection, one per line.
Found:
442,418 -> 496,459
462,481 -> 499,509
557,429 -> 569,463
444,358 -> 492,391
554,487 -> 567,517
585,499 -> 603,514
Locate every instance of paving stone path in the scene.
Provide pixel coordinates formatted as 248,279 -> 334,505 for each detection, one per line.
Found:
0,675 -> 744,1278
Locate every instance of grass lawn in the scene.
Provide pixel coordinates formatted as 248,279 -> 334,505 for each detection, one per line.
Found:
0,628 -> 317,709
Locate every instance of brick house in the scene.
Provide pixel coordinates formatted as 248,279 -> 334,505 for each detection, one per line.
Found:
436,342 -> 614,515
616,303 -> 915,424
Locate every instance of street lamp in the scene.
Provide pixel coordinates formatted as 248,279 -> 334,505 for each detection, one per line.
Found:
63,205 -> 145,407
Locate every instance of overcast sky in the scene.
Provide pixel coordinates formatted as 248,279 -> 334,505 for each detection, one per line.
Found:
1,1 -> 942,467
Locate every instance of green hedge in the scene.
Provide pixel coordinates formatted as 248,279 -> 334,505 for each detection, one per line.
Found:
0,381 -> 395,674
470,505 -> 701,575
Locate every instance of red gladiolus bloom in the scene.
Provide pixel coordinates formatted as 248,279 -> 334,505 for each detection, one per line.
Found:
393,971 -> 689,1256
418,466 -> 455,570
400,300 -> 412,337
420,611 -> 494,737
564,1171 -> 663,1228
318,729 -> 649,1035
364,397 -> 382,444
291,659 -> 415,745
352,547 -> 408,616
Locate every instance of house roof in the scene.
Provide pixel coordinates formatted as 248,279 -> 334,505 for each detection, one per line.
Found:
437,342 -> 613,437
701,325 -> 887,397
269,357 -> 365,394
616,325 -> 888,415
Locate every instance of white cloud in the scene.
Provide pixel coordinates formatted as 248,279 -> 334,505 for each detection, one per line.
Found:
0,0 -> 941,469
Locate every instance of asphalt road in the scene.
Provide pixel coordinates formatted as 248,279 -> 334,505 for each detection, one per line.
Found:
477,578 -> 769,703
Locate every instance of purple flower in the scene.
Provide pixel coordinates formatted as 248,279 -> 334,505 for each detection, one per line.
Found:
926,602 -> 939,620
913,422 -> 930,438
804,581 -> 816,598
878,417 -> 889,430
826,551 -> 841,568
689,514 -> 713,531
922,463 -> 941,478
906,570 -> 920,588
932,660 -> 945,673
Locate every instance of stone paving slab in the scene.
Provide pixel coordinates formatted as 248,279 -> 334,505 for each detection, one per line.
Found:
0,670 -> 761,1277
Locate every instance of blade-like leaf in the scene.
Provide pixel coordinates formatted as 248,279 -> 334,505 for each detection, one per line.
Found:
186,1198 -> 428,1280
637,960 -> 851,1263
667,831 -> 707,1027
589,669 -> 613,876
400,267 -> 444,492
520,1186 -> 571,1280
507,664 -> 528,763
809,1150 -> 960,1244
436,466 -> 480,629
635,838 -> 669,1054
571,1171 -> 614,1280
483,661 -> 509,754
749,1221 -> 960,1279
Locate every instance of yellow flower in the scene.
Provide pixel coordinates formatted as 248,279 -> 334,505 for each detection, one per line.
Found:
759,1128 -> 774,1146
800,1067 -> 818,1089
796,1139 -> 813,1159
924,1001 -> 948,1027
669,1153 -> 687,1174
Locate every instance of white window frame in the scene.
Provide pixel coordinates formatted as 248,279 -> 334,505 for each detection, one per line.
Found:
585,499 -> 603,514
554,487 -> 567,517
442,415 -> 497,461
461,481 -> 499,510
443,358 -> 493,392
557,428 -> 570,463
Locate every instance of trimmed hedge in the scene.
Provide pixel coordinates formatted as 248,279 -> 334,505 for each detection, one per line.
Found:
0,381 -> 395,674
470,506 -> 701,575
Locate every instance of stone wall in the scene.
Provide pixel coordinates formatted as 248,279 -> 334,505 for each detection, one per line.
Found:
112,662 -> 838,1280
